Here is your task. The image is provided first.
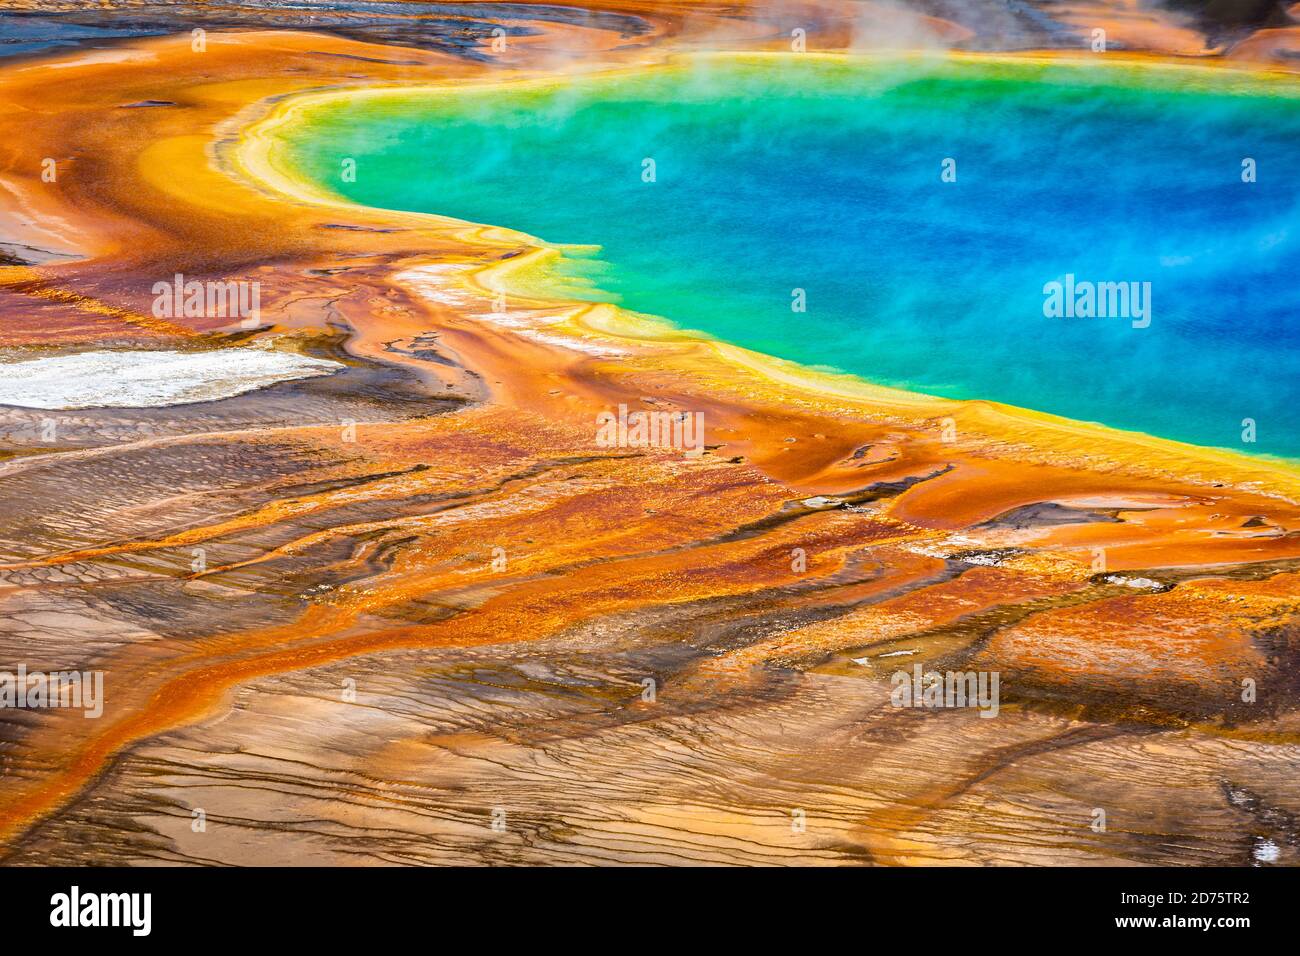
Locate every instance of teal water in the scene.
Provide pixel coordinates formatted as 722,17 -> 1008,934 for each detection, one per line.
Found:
278,55 -> 1300,459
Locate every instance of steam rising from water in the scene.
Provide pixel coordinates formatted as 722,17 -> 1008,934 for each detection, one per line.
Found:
279,54 -> 1300,458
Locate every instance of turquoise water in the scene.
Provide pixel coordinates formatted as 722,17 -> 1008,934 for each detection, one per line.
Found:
279,56 -> 1300,459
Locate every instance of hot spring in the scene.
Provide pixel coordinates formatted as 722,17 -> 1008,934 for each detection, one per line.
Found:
272,54 -> 1300,460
